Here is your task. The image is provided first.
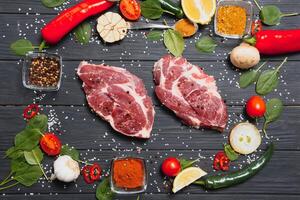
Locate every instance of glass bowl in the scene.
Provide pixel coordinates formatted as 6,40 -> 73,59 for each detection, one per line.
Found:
22,51 -> 62,91
214,0 -> 253,39
110,157 -> 147,194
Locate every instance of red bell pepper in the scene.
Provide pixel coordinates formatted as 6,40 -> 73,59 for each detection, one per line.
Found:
245,29 -> 300,55
41,0 -> 114,44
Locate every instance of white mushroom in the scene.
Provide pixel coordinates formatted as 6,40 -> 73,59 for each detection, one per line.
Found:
52,155 -> 80,182
230,43 -> 260,69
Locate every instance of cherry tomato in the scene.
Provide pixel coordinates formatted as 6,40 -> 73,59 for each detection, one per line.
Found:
246,96 -> 266,118
23,104 -> 39,120
251,19 -> 262,35
161,157 -> 181,177
119,0 -> 141,21
40,133 -> 62,156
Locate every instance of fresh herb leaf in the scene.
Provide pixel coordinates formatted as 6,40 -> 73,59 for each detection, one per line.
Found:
146,31 -> 163,41
96,178 -> 115,200
256,58 -> 287,95
141,0 -> 164,20
74,22 -> 92,45
42,0 -> 67,8
239,62 -> 267,88
24,147 -> 43,165
14,166 -> 43,187
163,29 -> 184,57
60,145 -> 80,160
6,147 -> 23,159
224,144 -> 239,161
179,158 -> 199,170
10,39 -> 34,56
13,129 -> 41,152
195,36 -> 217,53
11,157 -> 30,173
263,98 -> 283,135
27,114 -> 48,132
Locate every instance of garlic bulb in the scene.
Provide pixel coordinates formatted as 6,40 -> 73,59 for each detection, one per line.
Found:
53,155 -> 80,182
96,12 -> 128,43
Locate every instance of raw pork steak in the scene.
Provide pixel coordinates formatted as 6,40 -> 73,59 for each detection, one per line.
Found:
153,55 -> 227,131
77,61 -> 155,138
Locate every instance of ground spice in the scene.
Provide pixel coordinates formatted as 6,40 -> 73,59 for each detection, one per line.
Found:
28,56 -> 60,87
112,157 -> 145,189
174,18 -> 197,37
216,5 -> 247,36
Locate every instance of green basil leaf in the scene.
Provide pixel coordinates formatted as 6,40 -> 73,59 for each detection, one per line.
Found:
74,22 -> 92,45
195,36 -> 217,53
146,31 -> 163,41
11,157 -> 30,173
14,129 -> 41,151
239,70 -> 259,88
10,39 -> 34,56
256,69 -> 279,95
42,0 -> 67,8
224,144 -> 239,161
60,145 -> 80,160
24,146 -> 44,165
164,29 -> 184,57
141,0 -> 164,20
260,5 -> 282,26
96,178 -> 115,200
265,98 -> 283,124
27,114 -> 48,132
14,166 -> 43,187
179,158 -> 199,170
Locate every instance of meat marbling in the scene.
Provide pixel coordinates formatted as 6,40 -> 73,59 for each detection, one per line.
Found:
77,61 -> 155,138
153,55 -> 228,131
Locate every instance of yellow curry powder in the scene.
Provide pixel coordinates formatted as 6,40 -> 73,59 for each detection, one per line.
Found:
174,19 -> 197,37
217,5 -> 247,36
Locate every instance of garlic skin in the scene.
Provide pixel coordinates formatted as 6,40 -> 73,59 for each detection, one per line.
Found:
53,155 -> 80,182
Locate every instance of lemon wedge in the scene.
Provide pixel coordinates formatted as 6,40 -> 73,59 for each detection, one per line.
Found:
172,167 -> 207,193
181,0 -> 216,24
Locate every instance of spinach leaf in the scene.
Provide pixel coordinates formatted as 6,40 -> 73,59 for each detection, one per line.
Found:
60,145 -> 80,160
24,147 -> 43,165
224,144 -> 239,161
10,39 -> 34,56
14,166 -> 43,187
27,114 -> 48,132
146,30 -> 163,41
263,98 -> 283,135
42,0 -> 67,8
239,62 -> 267,88
6,147 -> 23,159
96,178 -> 115,200
74,22 -> 92,45
179,158 -> 199,170
14,128 -> 41,151
141,0 -> 164,20
163,29 -> 184,57
11,157 -> 30,173
195,36 -> 217,53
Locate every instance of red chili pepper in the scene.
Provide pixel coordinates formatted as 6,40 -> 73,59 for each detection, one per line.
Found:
82,165 -> 94,184
23,104 -> 39,120
41,0 -> 114,44
245,29 -> 300,55
90,163 -> 102,181
213,151 -> 230,171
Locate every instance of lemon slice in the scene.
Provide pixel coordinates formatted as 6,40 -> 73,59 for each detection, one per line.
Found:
172,167 -> 207,193
181,0 -> 216,24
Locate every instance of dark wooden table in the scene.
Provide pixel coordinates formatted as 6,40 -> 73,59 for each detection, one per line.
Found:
0,0 -> 299,199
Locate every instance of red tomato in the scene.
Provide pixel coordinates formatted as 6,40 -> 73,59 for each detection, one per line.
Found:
161,157 -> 181,177
246,96 -> 266,118
40,133 -> 62,156
119,0 -> 141,21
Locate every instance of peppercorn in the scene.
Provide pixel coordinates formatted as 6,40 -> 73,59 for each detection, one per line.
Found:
28,56 -> 60,87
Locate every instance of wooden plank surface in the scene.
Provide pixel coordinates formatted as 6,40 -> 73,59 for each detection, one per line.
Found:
0,0 -> 299,199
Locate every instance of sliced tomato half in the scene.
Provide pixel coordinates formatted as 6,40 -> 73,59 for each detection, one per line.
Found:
119,0 -> 141,21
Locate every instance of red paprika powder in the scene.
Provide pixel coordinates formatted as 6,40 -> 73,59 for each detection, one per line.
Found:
112,157 -> 145,189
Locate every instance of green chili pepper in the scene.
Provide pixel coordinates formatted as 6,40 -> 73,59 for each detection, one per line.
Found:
158,0 -> 184,18
194,143 -> 274,190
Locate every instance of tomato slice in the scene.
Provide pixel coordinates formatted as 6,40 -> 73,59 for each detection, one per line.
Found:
119,0 -> 141,21
40,133 -> 62,156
